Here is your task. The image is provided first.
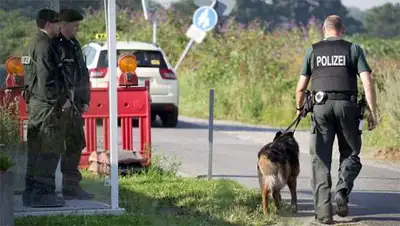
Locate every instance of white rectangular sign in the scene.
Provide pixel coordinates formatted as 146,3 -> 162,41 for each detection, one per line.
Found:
185,24 -> 207,44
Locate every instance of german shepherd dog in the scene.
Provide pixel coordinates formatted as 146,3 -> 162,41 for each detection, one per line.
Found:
257,131 -> 300,215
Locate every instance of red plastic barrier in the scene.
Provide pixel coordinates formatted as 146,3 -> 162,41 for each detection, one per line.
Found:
81,80 -> 152,168
0,80 -> 152,169
5,74 -> 24,88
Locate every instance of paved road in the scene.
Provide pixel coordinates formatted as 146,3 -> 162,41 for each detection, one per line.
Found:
125,116 -> 399,226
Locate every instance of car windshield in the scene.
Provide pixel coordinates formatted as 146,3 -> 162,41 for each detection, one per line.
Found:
97,50 -> 168,68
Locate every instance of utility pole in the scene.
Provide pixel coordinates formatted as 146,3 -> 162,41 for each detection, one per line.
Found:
152,8 -> 157,44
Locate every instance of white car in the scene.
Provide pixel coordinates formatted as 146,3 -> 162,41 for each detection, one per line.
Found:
82,41 -> 179,127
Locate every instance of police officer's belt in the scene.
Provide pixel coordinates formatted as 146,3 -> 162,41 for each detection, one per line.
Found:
314,91 -> 357,103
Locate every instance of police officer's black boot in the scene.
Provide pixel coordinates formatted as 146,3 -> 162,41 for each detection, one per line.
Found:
61,153 -> 94,200
315,215 -> 335,225
22,151 -> 38,207
335,188 -> 349,217
63,185 -> 94,200
29,152 -> 65,208
22,176 -> 34,207
29,187 -> 65,208
23,127 -> 39,207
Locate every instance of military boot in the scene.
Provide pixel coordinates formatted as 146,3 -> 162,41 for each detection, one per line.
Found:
29,188 -> 65,208
315,215 -> 335,225
22,176 -> 34,207
61,151 -> 94,200
335,189 -> 349,217
63,185 -> 94,200
22,151 -> 39,207
29,152 -> 64,207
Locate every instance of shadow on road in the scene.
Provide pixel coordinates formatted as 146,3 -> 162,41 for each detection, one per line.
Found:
175,120 -> 284,133
295,190 -> 400,222
145,117 -> 283,132
196,174 -> 258,179
353,216 -> 400,222
196,175 -> 313,181
105,117 -> 304,133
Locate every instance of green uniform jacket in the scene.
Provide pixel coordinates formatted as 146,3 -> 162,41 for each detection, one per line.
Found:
54,33 -> 90,111
22,30 -> 68,108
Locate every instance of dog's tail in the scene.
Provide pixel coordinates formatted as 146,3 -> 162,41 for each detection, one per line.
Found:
258,154 -> 286,189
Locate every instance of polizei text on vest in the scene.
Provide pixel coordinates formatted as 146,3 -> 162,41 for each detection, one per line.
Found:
316,55 -> 346,67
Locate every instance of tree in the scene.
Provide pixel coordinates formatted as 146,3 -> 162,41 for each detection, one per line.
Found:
309,0 -> 364,34
229,0 -> 364,33
0,10 -> 35,63
364,3 -> 400,38
234,0 -> 279,30
170,0 -> 197,16
347,6 -> 366,23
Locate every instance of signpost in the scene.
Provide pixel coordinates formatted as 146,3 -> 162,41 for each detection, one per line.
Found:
173,0 -> 238,180
174,1 -> 219,71
104,0 -> 109,39
141,0 -> 148,20
152,9 -> 157,43
208,89 -> 214,180
140,0 -> 157,44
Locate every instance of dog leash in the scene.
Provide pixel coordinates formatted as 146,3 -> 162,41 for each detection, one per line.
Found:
283,91 -> 313,134
283,113 -> 303,134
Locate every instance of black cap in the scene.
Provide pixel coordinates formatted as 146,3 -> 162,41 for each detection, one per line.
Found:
59,9 -> 84,22
36,9 -> 60,24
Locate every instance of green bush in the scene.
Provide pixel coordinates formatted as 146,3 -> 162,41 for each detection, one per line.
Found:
0,10 -> 36,63
0,151 -> 13,172
0,90 -> 20,171
0,8 -> 399,150
0,92 -> 20,146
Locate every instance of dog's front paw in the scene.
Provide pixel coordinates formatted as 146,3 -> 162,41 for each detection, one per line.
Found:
290,204 -> 298,213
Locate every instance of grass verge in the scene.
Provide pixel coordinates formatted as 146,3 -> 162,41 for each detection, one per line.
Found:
15,155 -> 299,226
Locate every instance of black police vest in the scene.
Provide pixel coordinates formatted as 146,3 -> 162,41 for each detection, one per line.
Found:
311,40 -> 357,92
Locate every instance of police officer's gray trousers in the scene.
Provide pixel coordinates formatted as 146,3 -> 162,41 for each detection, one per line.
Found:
310,99 -> 362,218
60,108 -> 86,190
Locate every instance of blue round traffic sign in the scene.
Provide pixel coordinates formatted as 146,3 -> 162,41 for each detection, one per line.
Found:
193,6 -> 218,32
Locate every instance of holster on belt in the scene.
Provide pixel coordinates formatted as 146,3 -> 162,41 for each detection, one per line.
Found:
357,95 -> 366,119
303,90 -> 314,114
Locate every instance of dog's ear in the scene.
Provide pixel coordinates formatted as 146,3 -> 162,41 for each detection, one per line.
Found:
274,131 -> 282,140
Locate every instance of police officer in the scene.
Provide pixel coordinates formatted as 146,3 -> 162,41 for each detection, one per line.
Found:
54,8 -> 93,200
295,15 -> 378,224
21,9 -> 69,207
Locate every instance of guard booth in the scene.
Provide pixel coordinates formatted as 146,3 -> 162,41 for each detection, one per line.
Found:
0,0 -> 152,219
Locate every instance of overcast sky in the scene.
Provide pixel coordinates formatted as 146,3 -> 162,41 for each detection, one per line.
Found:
154,0 -> 400,10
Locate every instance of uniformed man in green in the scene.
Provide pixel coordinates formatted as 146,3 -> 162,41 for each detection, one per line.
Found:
21,9 -> 69,207
54,8 -> 93,200
295,15 -> 378,224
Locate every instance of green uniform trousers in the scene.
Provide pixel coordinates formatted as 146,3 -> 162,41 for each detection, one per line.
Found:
60,107 -> 86,190
310,99 -> 362,218
25,100 -> 65,194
